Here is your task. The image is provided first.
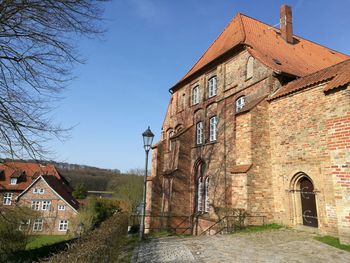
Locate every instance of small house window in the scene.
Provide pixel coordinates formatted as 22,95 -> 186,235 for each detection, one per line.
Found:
208,76 -> 217,98
209,116 -> 217,142
236,96 -> 246,112
3,193 -> 13,205
196,122 -> 203,145
19,220 -> 30,231
42,201 -> 51,210
192,86 -> 200,105
58,205 -> 66,211
33,219 -> 43,232
58,220 -> 68,231
10,178 -> 17,185
31,201 -> 41,210
246,57 -> 254,79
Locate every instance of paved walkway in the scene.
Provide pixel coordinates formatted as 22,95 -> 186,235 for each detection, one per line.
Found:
132,229 -> 350,263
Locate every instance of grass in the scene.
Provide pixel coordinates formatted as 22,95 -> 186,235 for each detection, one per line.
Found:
314,235 -> 350,252
232,223 -> 284,234
26,235 -> 70,250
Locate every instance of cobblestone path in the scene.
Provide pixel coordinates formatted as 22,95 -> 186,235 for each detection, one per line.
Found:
132,229 -> 350,263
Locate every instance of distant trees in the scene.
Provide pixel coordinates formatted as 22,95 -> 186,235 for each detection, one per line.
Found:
72,183 -> 88,199
0,0 -> 107,159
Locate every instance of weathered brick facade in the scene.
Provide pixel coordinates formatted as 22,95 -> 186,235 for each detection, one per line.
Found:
146,6 -> 350,244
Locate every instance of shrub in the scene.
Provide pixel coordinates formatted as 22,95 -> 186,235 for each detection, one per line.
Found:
44,213 -> 129,263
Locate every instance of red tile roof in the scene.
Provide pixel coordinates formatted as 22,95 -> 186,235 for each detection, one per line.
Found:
0,161 -> 61,191
269,59 -> 350,100
42,175 -> 79,211
172,13 -> 349,91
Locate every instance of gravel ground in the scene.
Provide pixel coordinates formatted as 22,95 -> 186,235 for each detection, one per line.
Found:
132,229 -> 350,263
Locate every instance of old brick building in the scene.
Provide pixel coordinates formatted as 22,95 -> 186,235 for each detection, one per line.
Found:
146,5 -> 350,244
0,161 -> 78,235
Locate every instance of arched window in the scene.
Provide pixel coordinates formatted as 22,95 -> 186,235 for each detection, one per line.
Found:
168,130 -> 174,151
204,177 -> 210,213
195,161 -> 206,213
197,177 -> 203,212
209,116 -> 217,142
192,85 -> 200,105
236,96 -> 246,112
246,56 -> 254,79
196,121 -> 203,145
208,76 -> 217,98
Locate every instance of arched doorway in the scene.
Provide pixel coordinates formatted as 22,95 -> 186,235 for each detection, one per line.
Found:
300,177 -> 318,227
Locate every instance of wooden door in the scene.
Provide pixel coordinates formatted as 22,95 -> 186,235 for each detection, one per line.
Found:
300,178 -> 318,227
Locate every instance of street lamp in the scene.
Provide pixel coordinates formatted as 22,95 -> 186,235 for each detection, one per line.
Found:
140,126 -> 154,240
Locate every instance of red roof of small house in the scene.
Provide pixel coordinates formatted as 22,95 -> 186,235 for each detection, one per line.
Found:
269,59 -> 350,100
0,161 -> 61,191
172,13 -> 349,91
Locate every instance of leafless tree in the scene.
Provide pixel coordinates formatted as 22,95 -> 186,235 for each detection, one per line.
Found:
0,0 -> 108,159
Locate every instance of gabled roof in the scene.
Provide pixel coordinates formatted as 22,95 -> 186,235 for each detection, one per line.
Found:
17,175 -> 79,212
0,161 -> 61,191
172,13 -> 349,91
269,59 -> 350,100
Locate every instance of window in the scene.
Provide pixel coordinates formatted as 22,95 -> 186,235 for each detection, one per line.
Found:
33,188 -> 38,194
31,201 -> 41,210
58,220 -> 68,231
236,96 -> 246,112
39,188 -> 45,194
42,201 -> 51,210
33,188 -> 45,194
246,57 -> 254,79
33,219 -> 43,232
168,130 -> 174,151
10,178 -> 17,185
3,193 -> 13,205
204,177 -> 210,213
58,205 -> 66,211
209,116 -> 217,142
19,220 -> 30,231
192,86 -> 200,105
197,177 -> 203,212
196,122 -> 203,145
208,76 -> 217,98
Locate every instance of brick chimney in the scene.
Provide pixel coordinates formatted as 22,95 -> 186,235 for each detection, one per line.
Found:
280,5 -> 293,44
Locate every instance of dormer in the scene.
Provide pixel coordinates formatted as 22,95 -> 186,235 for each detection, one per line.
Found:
10,170 -> 25,185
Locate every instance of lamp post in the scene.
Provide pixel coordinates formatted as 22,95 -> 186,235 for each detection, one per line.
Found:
140,126 -> 154,240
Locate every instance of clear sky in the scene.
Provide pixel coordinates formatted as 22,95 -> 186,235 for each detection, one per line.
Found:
51,0 -> 350,171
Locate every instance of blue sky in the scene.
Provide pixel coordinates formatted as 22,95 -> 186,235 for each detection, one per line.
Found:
51,0 -> 350,171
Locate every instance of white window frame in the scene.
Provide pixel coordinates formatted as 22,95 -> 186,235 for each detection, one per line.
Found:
33,219 -> 43,232
39,188 -> 45,194
58,205 -> 66,211
192,86 -> 200,105
10,178 -> 17,185
196,122 -> 203,145
209,116 -> 217,142
3,193 -> 13,205
33,188 -> 39,194
41,201 -> 51,211
31,201 -> 41,210
208,76 -> 217,98
204,177 -> 210,213
58,220 -> 68,231
236,96 -> 246,112
197,177 -> 203,212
